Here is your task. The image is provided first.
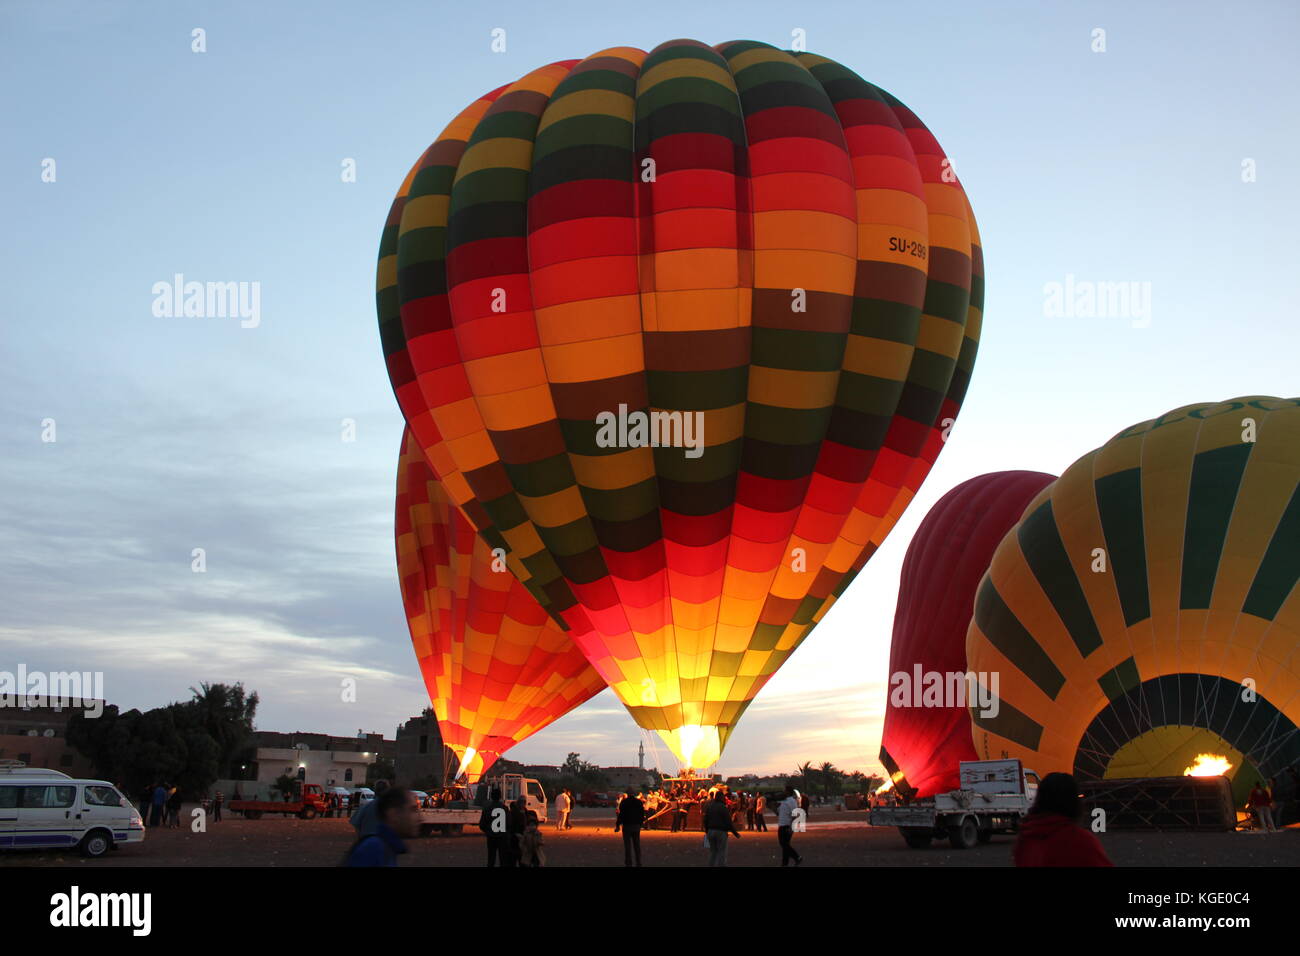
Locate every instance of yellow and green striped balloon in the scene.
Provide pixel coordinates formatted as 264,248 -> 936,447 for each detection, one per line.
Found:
967,397 -> 1300,800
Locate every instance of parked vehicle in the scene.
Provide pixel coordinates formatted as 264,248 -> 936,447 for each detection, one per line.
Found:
0,765 -> 145,857
578,791 -> 615,808
229,782 -> 332,820
418,785 -> 480,836
869,759 -> 1040,849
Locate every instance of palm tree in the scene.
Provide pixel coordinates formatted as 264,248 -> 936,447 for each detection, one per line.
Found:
819,761 -> 839,799
794,761 -> 814,791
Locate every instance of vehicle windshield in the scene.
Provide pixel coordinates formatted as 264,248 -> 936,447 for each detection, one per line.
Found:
84,785 -> 124,807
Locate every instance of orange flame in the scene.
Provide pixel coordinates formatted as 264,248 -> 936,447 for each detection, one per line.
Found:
1184,753 -> 1232,777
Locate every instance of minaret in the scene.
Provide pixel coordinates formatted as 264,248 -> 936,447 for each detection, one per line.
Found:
638,740 -> 645,769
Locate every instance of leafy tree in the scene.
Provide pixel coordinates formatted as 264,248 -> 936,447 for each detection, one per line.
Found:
367,758 -> 396,786
272,774 -> 297,798
185,682 -> 258,777
65,682 -> 256,798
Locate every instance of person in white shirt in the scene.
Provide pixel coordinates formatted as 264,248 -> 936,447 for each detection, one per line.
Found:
776,785 -> 803,866
554,788 -> 573,830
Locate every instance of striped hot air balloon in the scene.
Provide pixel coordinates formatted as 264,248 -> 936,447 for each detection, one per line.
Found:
395,429 -> 606,781
967,397 -> 1300,803
881,471 -> 1056,798
379,39 -> 983,767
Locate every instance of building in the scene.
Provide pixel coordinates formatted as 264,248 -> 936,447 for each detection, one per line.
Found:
0,698 -> 100,777
236,729 -> 395,791
249,745 -> 375,790
602,766 -> 658,791
394,712 -> 457,788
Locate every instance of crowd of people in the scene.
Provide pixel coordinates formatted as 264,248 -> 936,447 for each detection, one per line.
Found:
136,782 -> 184,828
612,782 -> 806,867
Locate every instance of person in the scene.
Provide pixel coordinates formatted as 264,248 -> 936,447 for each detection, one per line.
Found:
350,791 -> 382,838
672,796 -> 688,833
753,792 -> 767,832
615,787 -> 645,866
150,782 -> 168,828
1267,776 -> 1285,829
478,787 -> 512,867
1247,780 -> 1276,832
704,790 -> 741,866
139,785 -> 154,826
745,792 -> 755,831
166,787 -> 183,828
776,785 -> 803,866
519,816 -> 546,867
799,788 -> 810,822
345,788 -> 420,867
506,799 -> 528,867
555,787 -> 572,831
1013,772 -> 1113,866
212,790 -> 223,823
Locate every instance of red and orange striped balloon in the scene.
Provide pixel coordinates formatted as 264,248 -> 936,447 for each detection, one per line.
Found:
395,429 -> 605,780
379,39 -> 983,766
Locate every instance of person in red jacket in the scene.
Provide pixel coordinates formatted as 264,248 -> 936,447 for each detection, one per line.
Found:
1013,772 -> 1113,867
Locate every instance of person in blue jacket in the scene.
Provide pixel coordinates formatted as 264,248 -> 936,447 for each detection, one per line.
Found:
346,788 -> 420,867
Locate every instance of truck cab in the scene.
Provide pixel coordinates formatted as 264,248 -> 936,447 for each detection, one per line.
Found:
474,774 -> 548,824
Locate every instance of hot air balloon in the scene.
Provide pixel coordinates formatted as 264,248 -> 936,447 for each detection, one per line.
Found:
881,471 -> 1056,798
379,39 -> 983,767
395,429 -> 606,781
967,397 -> 1300,803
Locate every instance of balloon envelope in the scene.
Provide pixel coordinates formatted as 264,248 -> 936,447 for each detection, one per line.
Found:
881,470 -> 1056,797
967,398 -> 1300,802
380,40 -> 983,766
395,430 -> 606,780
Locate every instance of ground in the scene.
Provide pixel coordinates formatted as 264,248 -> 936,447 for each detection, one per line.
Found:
4,807 -> 1298,867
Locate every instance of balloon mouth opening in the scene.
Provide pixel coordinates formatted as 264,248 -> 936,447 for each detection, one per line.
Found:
657,724 -> 721,770
456,747 -> 479,781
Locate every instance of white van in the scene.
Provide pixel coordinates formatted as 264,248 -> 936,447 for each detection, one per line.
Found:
0,767 -> 145,857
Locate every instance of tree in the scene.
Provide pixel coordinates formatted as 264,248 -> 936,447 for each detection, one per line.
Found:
185,682 -> 258,778
819,761 -> 839,798
367,758 -> 396,786
273,774 -> 297,798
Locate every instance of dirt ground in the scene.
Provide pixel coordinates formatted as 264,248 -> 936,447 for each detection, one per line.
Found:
4,807 -> 1298,867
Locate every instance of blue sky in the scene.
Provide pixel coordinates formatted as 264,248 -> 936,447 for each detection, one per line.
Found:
2,0 -> 1297,776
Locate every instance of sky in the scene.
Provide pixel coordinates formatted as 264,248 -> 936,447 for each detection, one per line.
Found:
1,0 -> 1297,777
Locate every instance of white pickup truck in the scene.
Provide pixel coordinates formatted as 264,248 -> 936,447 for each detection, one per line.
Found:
418,773 -> 549,836
870,759 -> 1040,849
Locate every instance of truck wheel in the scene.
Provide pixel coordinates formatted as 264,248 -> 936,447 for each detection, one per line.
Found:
80,829 -> 113,858
419,824 -> 434,837
977,827 -> 993,844
900,827 -> 932,849
246,810 -> 262,820
948,816 -> 979,849
300,807 -> 317,820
